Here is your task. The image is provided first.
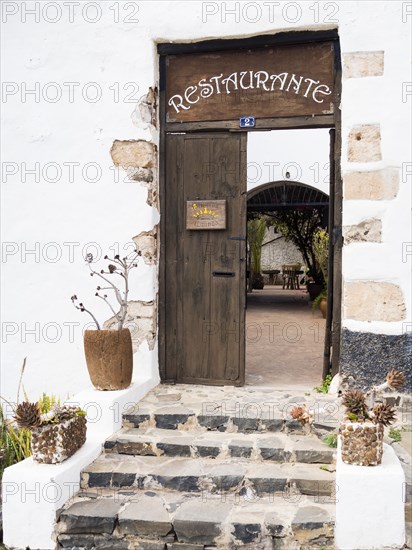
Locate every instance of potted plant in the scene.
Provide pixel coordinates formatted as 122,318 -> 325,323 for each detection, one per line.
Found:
14,401 -> 86,464
340,369 -> 405,466
71,249 -> 141,390
311,228 -> 329,308
247,216 -> 267,291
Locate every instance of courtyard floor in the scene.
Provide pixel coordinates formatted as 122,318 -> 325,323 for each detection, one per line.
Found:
246,286 -> 326,390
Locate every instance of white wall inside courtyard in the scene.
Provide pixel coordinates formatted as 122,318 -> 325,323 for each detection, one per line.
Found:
1,1 -> 411,405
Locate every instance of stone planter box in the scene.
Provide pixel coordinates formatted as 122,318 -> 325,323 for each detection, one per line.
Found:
340,419 -> 383,466
31,415 -> 87,464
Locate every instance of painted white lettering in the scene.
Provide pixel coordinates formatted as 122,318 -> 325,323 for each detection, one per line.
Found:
168,94 -> 189,113
286,73 -> 303,94
303,78 -> 319,97
209,74 -> 224,94
184,85 -> 200,105
221,72 -> 239,94
254,71 -> 270,91
312,84 -> 332,103
239,71 -> 254,90
270,72 -> 288,91
198,78 -> 214,98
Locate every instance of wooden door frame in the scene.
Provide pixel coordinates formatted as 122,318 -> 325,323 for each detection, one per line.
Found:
158,30 -> 342,383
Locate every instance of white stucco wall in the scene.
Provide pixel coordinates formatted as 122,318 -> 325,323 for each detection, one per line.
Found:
1,1 -> 411,404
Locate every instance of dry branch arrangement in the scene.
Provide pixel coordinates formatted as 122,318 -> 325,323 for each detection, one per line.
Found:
71,249 -> 141,330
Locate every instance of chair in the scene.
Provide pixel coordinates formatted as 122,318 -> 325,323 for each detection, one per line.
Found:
282,264 -> 301,289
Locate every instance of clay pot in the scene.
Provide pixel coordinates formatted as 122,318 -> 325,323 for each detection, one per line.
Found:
31,415 -> 87,464
340,418 -> 384,466
320,297 -> 327,319
83,328 -> 133,390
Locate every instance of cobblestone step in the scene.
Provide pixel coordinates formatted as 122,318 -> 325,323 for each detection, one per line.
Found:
55,489 -> 335,549
104,427 -> 335,464
81,454 -> 335,497
122,404 -> 339,435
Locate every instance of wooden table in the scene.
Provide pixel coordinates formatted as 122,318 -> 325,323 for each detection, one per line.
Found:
262,270 -> 281,285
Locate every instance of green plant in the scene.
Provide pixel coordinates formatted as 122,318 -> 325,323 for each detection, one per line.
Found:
314,374 -> 332,393
247,216 -> 267,274
323,433 -> 338,448
0,407 -> 32,478
311,288 -> 327,311
312,228 -> 329,286
38,392 -> 60,414
388,428 -> 402,442
271,209 -> 325,284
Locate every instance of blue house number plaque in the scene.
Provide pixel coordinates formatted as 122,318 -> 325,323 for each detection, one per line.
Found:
239,116 -> 255,128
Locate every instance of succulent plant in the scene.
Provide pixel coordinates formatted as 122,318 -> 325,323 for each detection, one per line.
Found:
14,402 -> 42,429
372,403 -> 397,427
386,369 -> 405,391
342,389 -> 369,418
290,404 -> 312,426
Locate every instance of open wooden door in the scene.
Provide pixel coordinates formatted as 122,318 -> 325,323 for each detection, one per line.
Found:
163,132 -> 246,385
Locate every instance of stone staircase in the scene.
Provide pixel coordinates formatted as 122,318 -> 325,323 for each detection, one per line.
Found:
55,386 -> 338,549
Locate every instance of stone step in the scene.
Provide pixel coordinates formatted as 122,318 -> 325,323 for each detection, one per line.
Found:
122,403 -> 339,434
55,488 -> 335,549
104,427 -> 335,464
81,454 -> 335,497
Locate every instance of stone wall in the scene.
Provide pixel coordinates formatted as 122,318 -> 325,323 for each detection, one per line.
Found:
261,228 -> 304,272
341,42 -> 411,389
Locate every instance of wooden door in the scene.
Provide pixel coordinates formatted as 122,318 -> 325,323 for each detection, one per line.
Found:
163,132 -> 246,385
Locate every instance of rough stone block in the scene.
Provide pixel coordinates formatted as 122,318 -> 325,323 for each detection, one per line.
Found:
157,442 -> 192,457
173,500 -> 230,545
294,449 -> 333,464
343,218 -> 382,243
133,228 -> 157,266
118,496 -> 172,536
344,281 -> 406,322
111,472 -> 136,487
348,124 -> 381,162
344,167 -> 399,200
155,413 -> 195,430
232,417 -> 260,433
229,439 -> 253,458
343,51 -> 384,78
258,437 -> 291,462
195,441 -> 221,458
111,139 -> 156,170
197,415 -> 229,431
292,505 -> 331,531
117,439 -> 157,456
123,413 -> 151,428
57,499 -> 121,534
265,511 -> 287,537
261,417 -> 284,432
232,522 -> 261,543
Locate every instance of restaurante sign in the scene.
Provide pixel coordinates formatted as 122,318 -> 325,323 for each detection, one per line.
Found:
168,70 -> 332,114
165,41 -> 335,123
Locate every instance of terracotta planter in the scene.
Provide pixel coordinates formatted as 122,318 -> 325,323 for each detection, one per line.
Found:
340,419 -> 384,466
31,415 -> 87,464
319,297 -> 327,319
84,328 -> 133,390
